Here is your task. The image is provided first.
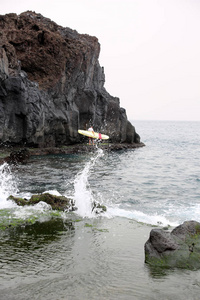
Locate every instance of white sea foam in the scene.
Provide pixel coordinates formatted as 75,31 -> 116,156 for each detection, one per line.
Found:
107,206 -> 179,227
73,148 -> 104,218
0,163 -> 57,219
13,201 -> 52,220
44,189 -> 62,196
0,163 -> 18,209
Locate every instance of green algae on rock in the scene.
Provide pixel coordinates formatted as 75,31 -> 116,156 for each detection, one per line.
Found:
8,193 -> 107,214
8,193 -> 75,211
145,221 -> 200,270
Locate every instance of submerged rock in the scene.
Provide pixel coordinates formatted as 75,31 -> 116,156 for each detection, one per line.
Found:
145,220 -> 200,269
8,193 -> 75,211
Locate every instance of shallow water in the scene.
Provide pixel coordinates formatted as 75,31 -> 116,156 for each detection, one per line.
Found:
0,120 -> 200,299
1,218 -> 200,300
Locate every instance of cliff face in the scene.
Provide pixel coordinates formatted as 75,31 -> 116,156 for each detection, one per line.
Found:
0,11 -> 140,147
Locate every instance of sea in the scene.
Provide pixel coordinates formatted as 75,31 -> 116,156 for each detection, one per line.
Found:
0,120 -> 200,300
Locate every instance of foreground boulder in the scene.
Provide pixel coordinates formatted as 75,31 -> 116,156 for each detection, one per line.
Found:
145,220 -> 200,269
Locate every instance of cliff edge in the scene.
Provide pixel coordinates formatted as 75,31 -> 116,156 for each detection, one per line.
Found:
0,11 -> 141,147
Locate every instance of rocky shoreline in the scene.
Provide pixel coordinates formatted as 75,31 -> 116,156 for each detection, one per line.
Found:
0,142 -> 145,164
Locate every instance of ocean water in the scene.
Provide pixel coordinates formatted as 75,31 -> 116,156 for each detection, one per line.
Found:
0,120 -> 200,299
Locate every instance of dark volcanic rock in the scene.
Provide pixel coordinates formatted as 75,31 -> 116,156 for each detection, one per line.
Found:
0,142 -> 145,165
8,193 -> 75,211
5,148 -> 30,164
145,221 -> 200,269
0,11 -> 141,148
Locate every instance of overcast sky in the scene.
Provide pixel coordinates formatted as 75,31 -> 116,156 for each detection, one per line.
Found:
1,0 -> 200,121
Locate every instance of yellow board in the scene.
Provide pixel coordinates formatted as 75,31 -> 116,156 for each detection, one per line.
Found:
78,130 -> 109,140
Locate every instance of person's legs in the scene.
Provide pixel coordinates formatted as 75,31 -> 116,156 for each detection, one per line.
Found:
89,137 -> 94,145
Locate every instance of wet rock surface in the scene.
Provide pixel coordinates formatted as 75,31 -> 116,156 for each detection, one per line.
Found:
8,193 -> 107,215
0,142 -> 145,165
8,193 -> 74,211
145,221 -> 200,269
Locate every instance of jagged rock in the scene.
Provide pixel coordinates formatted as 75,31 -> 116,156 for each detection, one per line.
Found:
8,193 -> 75,211
0,11 -> 141,147
8,193 -> 107,215
0,48 -> 9,80
145,221 -> 200,269
4,148 -> 30,164
92,201 -> 107,214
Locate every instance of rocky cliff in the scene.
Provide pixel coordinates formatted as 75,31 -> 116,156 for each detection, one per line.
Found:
0,11 -> 140,147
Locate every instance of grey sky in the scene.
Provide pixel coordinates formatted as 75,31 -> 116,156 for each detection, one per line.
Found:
1,0 -> 200,121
